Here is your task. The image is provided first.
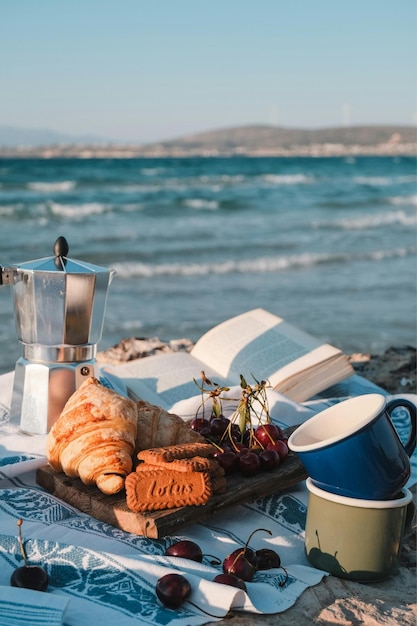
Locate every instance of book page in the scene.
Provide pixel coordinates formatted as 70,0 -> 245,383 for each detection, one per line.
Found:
267,345 -> 344,389
273,349 -> 353,401
105,352 -> 225,409
191,308 -> 333,383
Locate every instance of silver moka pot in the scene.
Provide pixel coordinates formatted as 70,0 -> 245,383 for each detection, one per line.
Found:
0,236 -> 115,434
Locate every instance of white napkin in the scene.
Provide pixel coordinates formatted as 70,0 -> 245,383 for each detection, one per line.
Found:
0,585 -> 70,626
169,385 -> 318,426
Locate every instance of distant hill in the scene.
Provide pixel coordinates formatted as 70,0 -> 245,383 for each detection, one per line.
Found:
150,124 -> 417,151
0,124 -> 415,157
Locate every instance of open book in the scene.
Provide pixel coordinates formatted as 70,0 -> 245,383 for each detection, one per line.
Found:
104,308 -> 354,409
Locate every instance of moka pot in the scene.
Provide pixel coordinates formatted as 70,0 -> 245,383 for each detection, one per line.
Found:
0,236 -> 115,434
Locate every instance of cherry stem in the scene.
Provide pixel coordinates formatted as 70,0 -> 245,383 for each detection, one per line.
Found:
203,554 -> 222,566
278,565 -> 289,587
17,519 -> 28,566
228,549 -> 254,574
244,528 -> 272,551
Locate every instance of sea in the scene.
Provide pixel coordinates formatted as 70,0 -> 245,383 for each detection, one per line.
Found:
0,155 -> 416,376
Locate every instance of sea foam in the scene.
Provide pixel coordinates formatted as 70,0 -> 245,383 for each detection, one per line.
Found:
112,247 -> 416,279
314,209 -> 416,231
27,181 -> 76,192
262,173 -> 314,185
48,201 -> 107,218
389,194 -> 417,206
184,198 -> 219,210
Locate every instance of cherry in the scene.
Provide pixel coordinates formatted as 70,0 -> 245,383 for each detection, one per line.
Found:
165,540 -> 203,562
255,423 -> 283,446
267,439 -> 289,460
223,528 -> 272,581
11,566 -> 48,591
238,451 -> 261,477
190,417 -> 210,433
156,573 -> 224,617
209,416 -> 230,437
230,423 -> 242,440
258,448 -> 280,470
216,450 -> 239,474
156,573 -> 191,608
242,428 -> 255,447
213,573 -> 247,591
10,519 -> 48,591
223,546 -> 257,581
256,548 -> 281,569
234,443 -> 249,455
211,444 -> 231,456
256,548 -> 289,586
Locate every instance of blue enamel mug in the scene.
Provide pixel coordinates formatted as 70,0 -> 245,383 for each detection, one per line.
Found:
288,394 -> 416,500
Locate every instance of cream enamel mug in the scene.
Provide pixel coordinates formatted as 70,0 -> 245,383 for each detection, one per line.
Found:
304,478 -> 414,581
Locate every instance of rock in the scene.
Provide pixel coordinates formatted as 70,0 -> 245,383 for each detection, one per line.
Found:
97,336 -> 194,365
349,345 -> 416,394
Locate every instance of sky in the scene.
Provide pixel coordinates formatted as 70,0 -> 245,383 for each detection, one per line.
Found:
1,0 -> 416,144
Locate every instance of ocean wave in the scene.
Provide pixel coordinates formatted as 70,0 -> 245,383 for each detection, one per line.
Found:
314,209 -> 417,230
48,200 -> 107,218
0,206 -> 14,216
140,167 -> 166,176
354,175 -> 417,186
183,198 -> 219,210
353,176 -> 391,186
262,173 -> 314,185
112,247 -> 416,279
27,181 -> 76,192
389,194 -> 417,206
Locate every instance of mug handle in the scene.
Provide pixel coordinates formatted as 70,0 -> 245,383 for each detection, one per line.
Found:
385,398 -> 417,457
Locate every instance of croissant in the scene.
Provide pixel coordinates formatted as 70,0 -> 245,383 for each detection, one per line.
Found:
46,377 -> 138,495
135,399 -> 204,453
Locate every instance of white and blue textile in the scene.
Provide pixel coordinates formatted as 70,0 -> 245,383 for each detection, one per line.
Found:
0,369 -> 415,626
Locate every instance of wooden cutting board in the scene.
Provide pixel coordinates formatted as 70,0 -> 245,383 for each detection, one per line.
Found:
36,425 -> 306,538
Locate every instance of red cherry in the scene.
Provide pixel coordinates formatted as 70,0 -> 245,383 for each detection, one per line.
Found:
255,424 -> 283,446
242,428 -> 255,447
238,452 -> 261,476
165,540 -> 203,562
190,417 -> 210,433
210,416 -> 230,437
258,448 -> 280,470
156,573 -> 191,608
256,548 -> 281,569
222,546 -> 257,581
267,439 -> 289,459
222,528 -> 272,582
213,573 -> 247,591
216,451 -> 239,474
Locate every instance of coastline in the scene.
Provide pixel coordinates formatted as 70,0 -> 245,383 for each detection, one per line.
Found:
0,142 -> 415,159
1,123 -> 415,159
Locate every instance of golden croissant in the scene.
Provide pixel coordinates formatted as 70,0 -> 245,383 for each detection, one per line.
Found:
46,377 -> 138,495
135,399 -> 204,453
